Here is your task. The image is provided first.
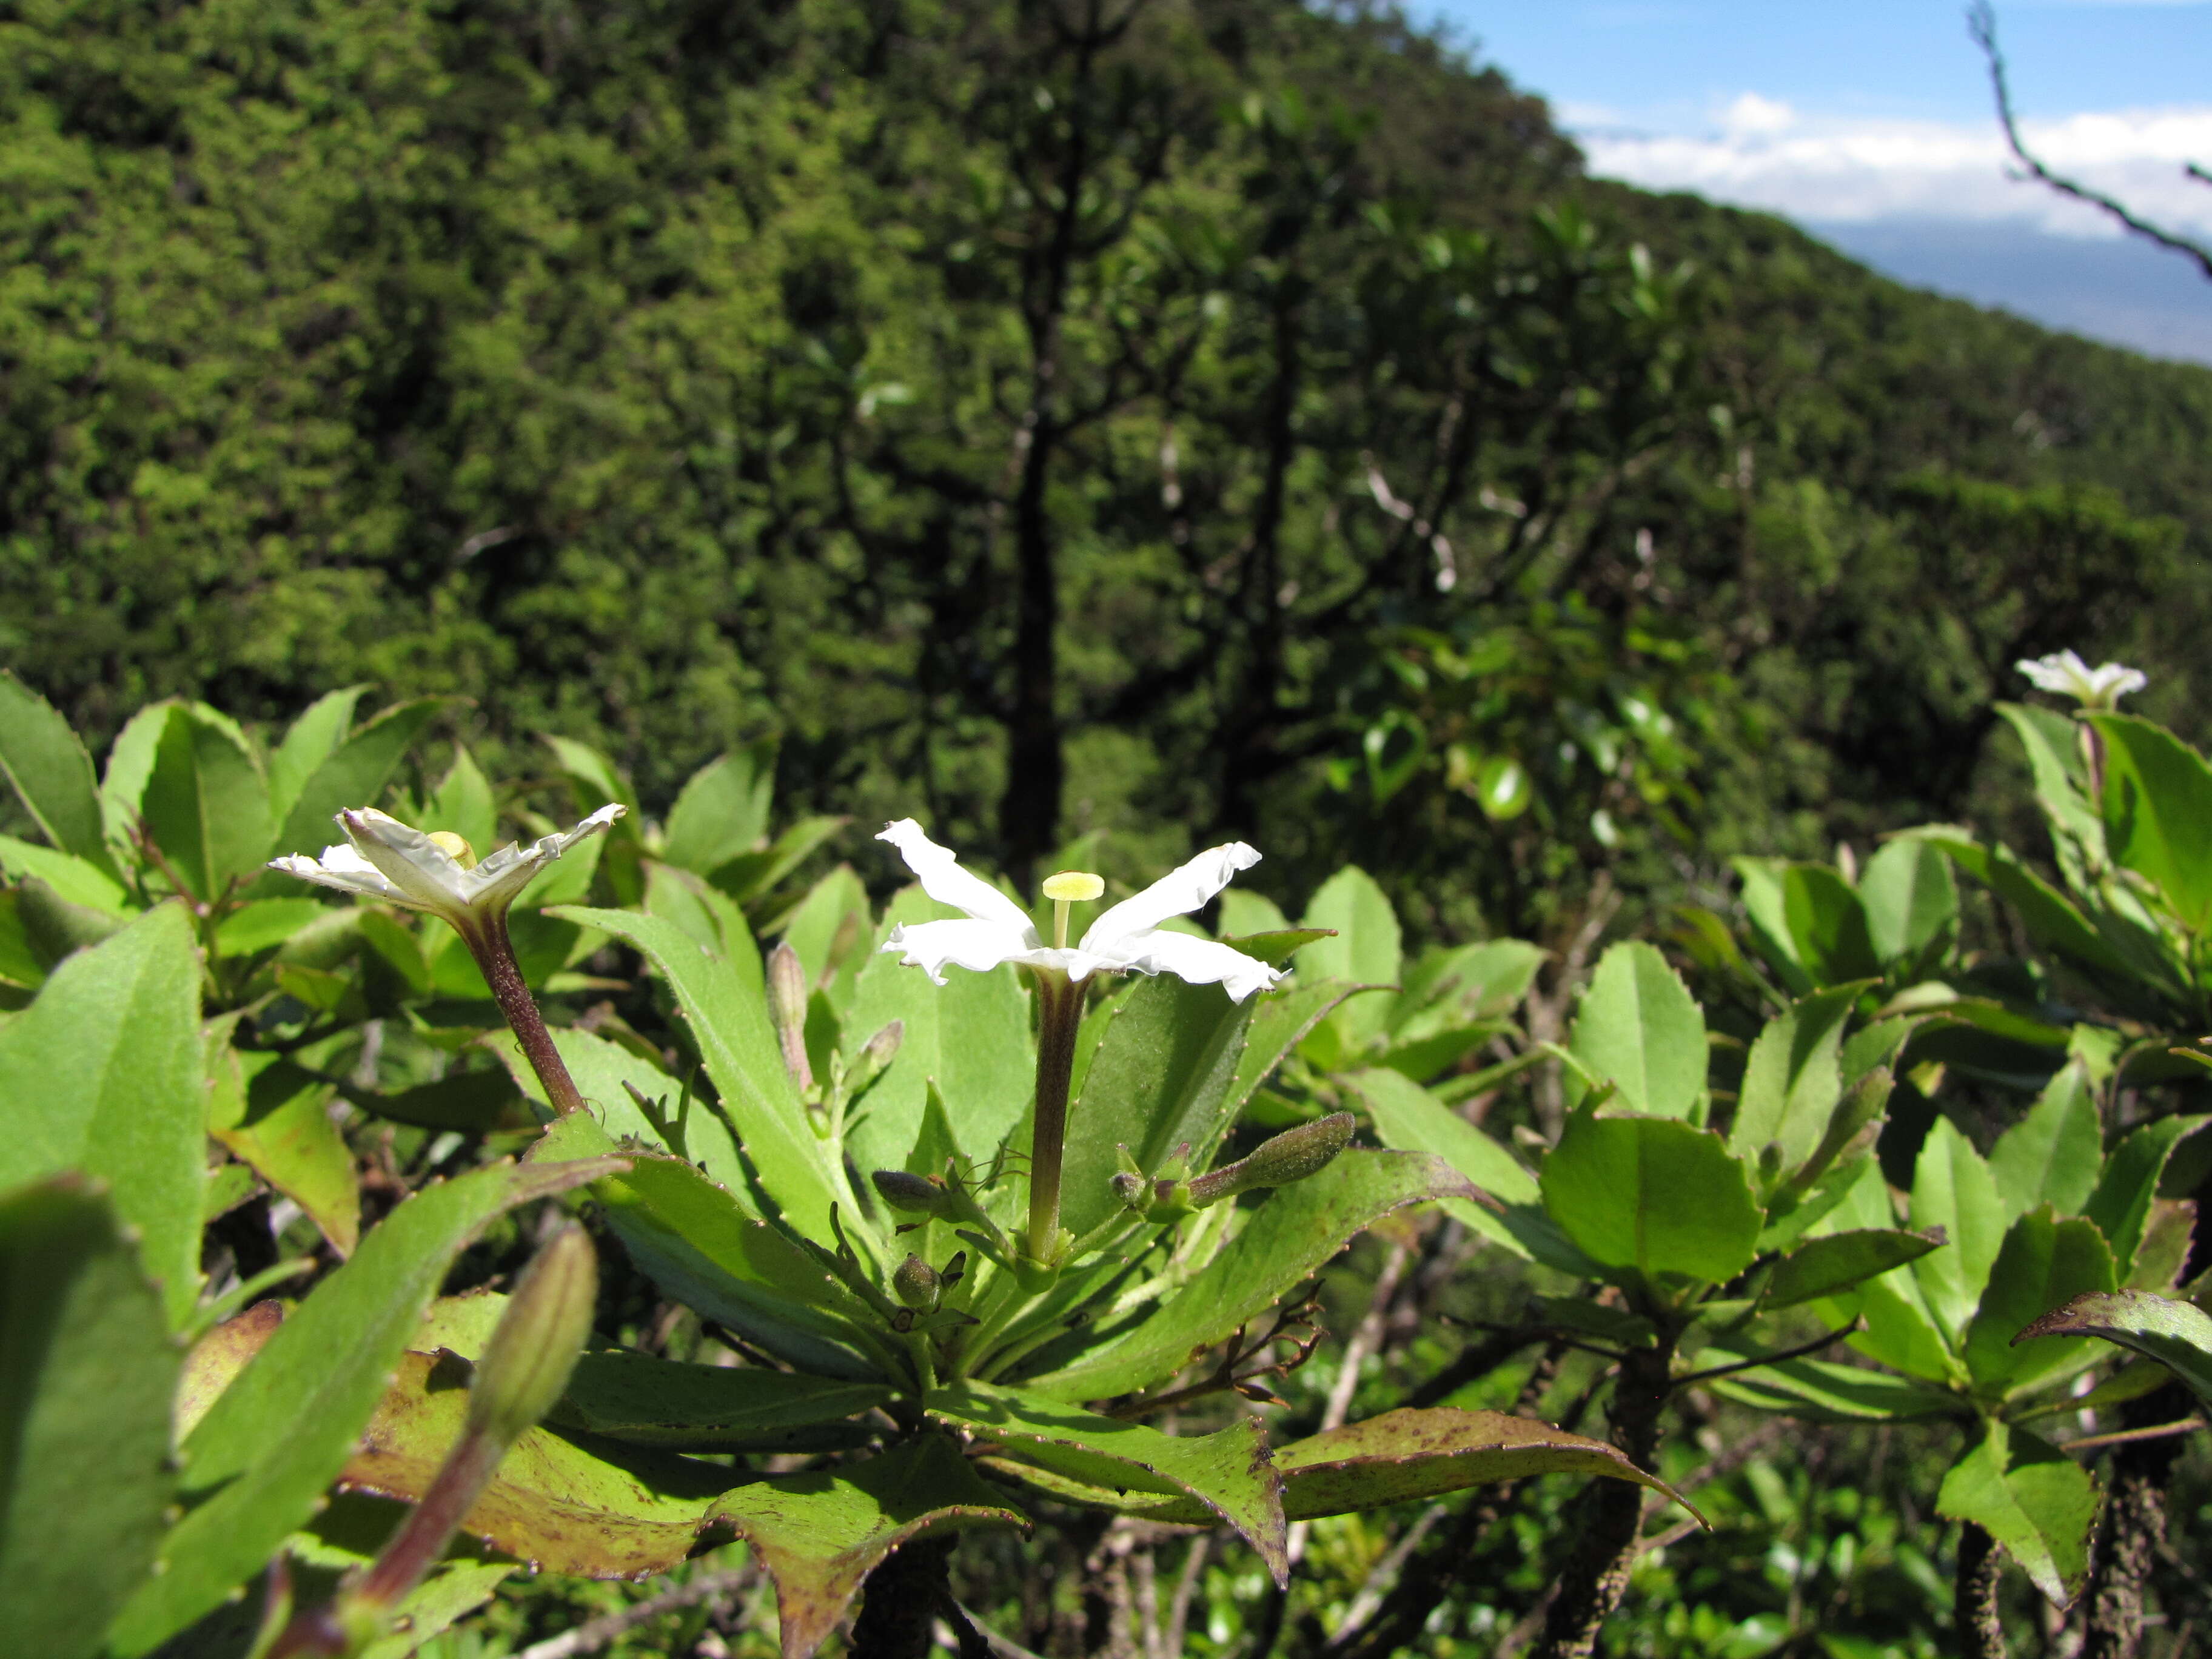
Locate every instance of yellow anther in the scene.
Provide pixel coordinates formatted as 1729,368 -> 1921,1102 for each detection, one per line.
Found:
1042,871 -> 1104,902
426,830 -> 478,868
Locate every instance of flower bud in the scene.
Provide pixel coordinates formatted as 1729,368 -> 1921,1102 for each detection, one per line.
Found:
1187,1113 -> 1355,1207
845,1020 -> 905,1096
1112,1170 -> 1195,1221
892,1253 -> 942,1313
873,1169 -> 955,1216
468,1223 -> 598,1444
766,941 -> 813,1091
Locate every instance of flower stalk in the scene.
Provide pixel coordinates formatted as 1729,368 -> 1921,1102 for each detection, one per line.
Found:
263,1224 -> 599,1657
464,910 -> 588,1118
1025,965 -> 1088,1265
270,804 -> 622,1121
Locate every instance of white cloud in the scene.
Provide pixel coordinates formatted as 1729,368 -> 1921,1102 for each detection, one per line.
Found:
1580,101 -> 2212,238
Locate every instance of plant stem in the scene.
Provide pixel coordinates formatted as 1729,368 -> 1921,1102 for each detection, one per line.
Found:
464,913 -> 587,1118
1025,968 -> 1085,1262
1954,1521 -> 2005,1658
1530,1330 -> 1678,1659
2082,1383 -> 2188,1659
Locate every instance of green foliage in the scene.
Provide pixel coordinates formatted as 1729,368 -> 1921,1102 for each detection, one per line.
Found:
0,1178 -> 181,1659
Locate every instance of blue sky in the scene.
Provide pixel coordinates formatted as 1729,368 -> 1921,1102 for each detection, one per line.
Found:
1419,1 -> 2212,363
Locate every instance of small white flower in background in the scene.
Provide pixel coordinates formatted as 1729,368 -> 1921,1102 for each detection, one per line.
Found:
2016,650 -> 2147,711
270,805 -> 625,931
876,819 -> 1284,1002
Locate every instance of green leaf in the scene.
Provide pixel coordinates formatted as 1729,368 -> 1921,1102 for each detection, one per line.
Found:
1735,858 -> 1881,990
1029,1149 -> 1474,1402
2016,1289 -> 2212,1414
0,672 -> 115,875
212,897 -> 329,957
1906,1118 -> 2007,1344
538,1117 -> 880,1379
98,702 -> 173,853
270,697 -> 451,863
662,742 -> 777,874
1393,939 -> 1546,1025
0,904 -> 204,1326
341,1349 -> 735,1577
107,1156 -> 619,1655
0,835 -> 132,916
1217,890 -> 1290,937
1857,839 -> 1957,973
988,1404 -> 1695,1527
1566,941 -> 1706,1121
1267,1407 -> 1690,1520
1061,974 -> 1255,1241
1763,1229 -> 1944,1310
930,1381 -> 1286,1581
1541,1114 -> 1760,1284
552,1352 -> 890,1450
2090,712 -> 2212,930
713,1435 -> 1028,1659
710,815 -> 850,908
0,1178 -> 181,1659
266,686 -> 367,829
1731,985 -> 1860,1175
2084,1114 -> 2210,1276
140,706 -> 271,901
1963,1210 -> 2116,1396
421,743 -> 500,856
1221,978 -> 1360,1134
1703,1355 -> 1960,1423
210,1054 -> 360,1257
1298,866 -> 1402,1047
842,889 -> 1033,1176
545,734 -> 641,820
558,907 -> 851,1238
492,1026 -> 746,1196
1936,1421 -> 2100,1606
1347,1065 -> 1537,1257
1997,703 -> 2103,881
1988,1059 -> 2103,1221
780,864 -> 873,996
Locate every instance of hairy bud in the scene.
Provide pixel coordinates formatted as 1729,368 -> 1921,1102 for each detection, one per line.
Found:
873,1169 -> 955,1216
469,1223 -> 598,1446
1187,1113 -> 1355,1208
892,1253 -> 942,1313
766,942 -> 813,1091
845,1019 -> 905,1096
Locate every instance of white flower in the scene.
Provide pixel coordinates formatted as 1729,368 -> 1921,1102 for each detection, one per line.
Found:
270,805 -> 625,929
2016,650 -> 2147,711
876,819 -> 1284,1002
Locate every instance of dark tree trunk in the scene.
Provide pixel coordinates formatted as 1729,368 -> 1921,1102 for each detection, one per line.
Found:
2082,1384 -> 2187,1659
1954,1521 -> 2006,1659
851,1536 -> 956,1659
1531,1336 -> 1676,1658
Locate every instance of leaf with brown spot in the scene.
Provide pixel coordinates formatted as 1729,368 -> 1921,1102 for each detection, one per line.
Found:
710,1435 -> 1028,1659
929,1381 -> 1287,1583
173,1299 -> 283,1443
982,1407 -> 1697,1526
340,1351 -> 736,1577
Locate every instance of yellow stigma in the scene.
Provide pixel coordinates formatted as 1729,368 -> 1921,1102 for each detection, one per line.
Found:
1042,871 -> 1102,950
426,830 -> 478,868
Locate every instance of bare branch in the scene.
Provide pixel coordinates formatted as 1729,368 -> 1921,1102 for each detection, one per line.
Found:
1969,1 -> 2212,281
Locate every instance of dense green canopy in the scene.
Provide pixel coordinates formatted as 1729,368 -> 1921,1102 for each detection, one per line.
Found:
4,0 -> 2202,937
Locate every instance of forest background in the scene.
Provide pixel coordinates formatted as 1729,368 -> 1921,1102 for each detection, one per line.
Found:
6,0 -> 2207,948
